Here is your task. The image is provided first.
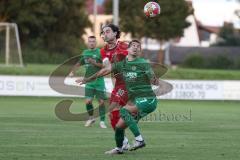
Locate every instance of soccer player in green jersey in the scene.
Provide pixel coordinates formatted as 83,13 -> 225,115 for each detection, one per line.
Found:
77,40 -> 159,154
70,36 -> 107,128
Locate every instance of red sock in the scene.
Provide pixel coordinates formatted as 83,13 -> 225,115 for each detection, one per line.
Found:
109,110 -> 120,130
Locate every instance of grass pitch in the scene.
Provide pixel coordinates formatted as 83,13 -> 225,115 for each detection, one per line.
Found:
1,63 -> 240,80
0,96 -> 240,160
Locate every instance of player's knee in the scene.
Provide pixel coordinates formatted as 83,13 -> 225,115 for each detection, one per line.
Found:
115,126 -> 124,133
115,125 -> 123,131
120,108 -> 129,120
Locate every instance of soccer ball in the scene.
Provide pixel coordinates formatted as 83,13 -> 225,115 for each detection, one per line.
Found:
144,2 -> 161,18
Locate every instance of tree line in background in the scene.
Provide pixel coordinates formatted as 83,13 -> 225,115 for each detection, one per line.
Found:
105,0 -> 192,63
0,0 -> 239,65
211,0 -> 240,46
215,23 -> 240,46
183,53 -> 240,69
105,0 -> 240,47
105,0 -> 191,40
0,0 -> 91,64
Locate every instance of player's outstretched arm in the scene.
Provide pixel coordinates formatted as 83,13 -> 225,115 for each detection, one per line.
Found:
69,62 -> 80,77
87,58 -> 103,68
75,64 -> 112,85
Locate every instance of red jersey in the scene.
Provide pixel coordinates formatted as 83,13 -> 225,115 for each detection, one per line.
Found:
100,41 -> 128,86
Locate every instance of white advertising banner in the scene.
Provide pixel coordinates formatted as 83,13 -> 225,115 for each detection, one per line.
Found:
0,75 -> 67,97
159,80 -> 224,100
0,75 -> 240,100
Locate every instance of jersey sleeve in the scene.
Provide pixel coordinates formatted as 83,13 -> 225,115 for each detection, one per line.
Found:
120,50 -> 128,56
118,41 -> 129,56
144,61 -> 155,80
112,42 -> 128,62
118,41 -> 128,50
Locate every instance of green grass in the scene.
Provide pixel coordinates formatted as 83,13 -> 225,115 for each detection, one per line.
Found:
0,64 -> 57,76
0,96 -> 240,160
162,67 -> 240,80
1,63 -> 240,79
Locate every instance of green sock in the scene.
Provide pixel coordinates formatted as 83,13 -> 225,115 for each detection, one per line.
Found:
99,104 -> 106,121
115,127 -> 124,148
86,103 -> 94,116
120,108 -> 140,137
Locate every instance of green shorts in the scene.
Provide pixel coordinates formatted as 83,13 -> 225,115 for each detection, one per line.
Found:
85,82 -> 106,100
134,97 -> 157,120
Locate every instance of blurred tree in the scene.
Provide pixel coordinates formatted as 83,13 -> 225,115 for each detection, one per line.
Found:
235,0 -> 240,19
0,0 -> 91,57
105,0 -> 191,64
214,23 -> 240,46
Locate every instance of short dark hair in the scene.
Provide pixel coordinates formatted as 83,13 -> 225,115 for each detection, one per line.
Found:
128,39 -> 141,48
102,24 -> 121,39
88,36 -> 96,39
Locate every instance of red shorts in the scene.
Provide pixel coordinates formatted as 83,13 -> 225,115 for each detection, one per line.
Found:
109,85 -> 128,106
109,85 -> 128,129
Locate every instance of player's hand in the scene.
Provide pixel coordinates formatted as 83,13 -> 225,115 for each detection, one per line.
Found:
87,58 -> 95,64
75,77 -> 87,85
69,71 -> 74,77
151,77 -> 160,85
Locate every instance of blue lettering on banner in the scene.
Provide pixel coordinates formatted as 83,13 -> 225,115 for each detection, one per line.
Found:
0,80 -> 35,91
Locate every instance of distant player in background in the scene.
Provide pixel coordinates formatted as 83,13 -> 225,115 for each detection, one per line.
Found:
70,36 -> 107,129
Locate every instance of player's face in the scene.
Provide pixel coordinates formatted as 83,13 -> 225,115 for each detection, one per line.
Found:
87,38 -> 96,49
102,27 -> 116,43
129,42 -> 141,57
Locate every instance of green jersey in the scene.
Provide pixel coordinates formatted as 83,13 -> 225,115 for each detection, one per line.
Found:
80,48 -> 104,85
112,57 -> 156,101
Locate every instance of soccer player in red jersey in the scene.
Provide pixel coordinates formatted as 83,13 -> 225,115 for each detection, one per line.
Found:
100,24 -> 130,150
